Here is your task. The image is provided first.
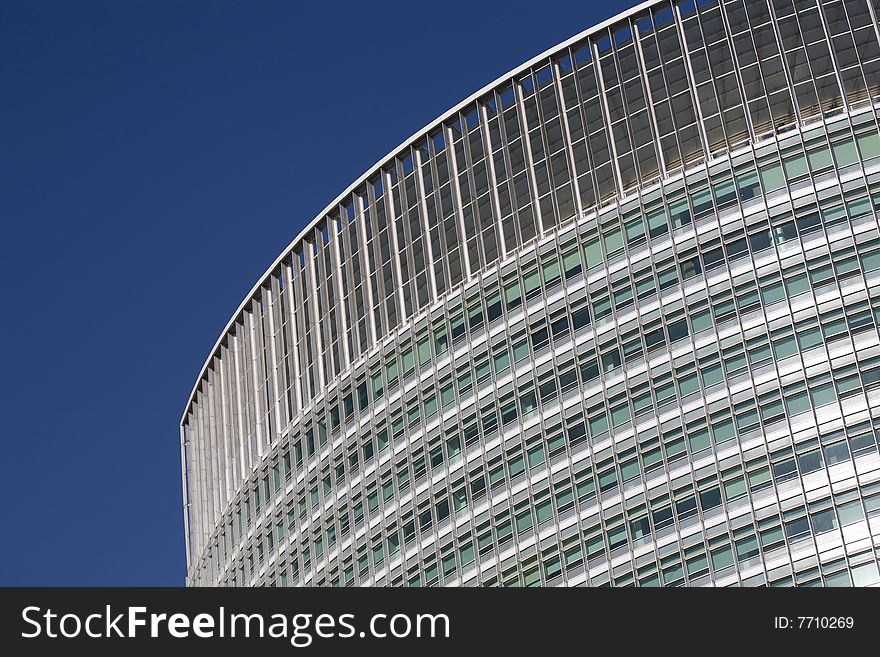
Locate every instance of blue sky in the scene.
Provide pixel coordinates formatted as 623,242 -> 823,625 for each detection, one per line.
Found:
0,0 -> 623,585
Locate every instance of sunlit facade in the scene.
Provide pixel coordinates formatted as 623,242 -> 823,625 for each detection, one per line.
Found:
182,0 -> 880,587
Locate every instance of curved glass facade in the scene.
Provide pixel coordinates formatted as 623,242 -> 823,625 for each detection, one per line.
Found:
181,0 -> 880,587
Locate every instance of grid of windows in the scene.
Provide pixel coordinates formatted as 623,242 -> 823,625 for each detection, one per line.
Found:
182,0 -> 880,587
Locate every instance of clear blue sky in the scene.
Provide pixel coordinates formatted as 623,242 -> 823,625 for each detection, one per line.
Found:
0,0 -> 623,585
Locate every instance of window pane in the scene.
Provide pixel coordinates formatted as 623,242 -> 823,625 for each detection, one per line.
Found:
831,138 -> 858,167
584,238 -> 603,269
782,153 -> 808,179
856,130 -> 880,160
758,162 -> 785,192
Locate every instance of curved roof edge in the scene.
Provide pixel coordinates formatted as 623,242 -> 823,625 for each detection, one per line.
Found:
181,0 -> 661,426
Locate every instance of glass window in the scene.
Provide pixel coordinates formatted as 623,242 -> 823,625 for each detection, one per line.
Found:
417,338 -> 432,366
701,363 -> 723,387
796,326 -> 822,351
761,282 -> 785,305
535,499 -> 553,524
515,510 -> 533,533
797,449 -> 823,474
611,402 -> 630,426
710,545 -> 734,571
493,350 -> 510,374
583,238 -> 603,269
402,349 -> 414,375
513,340 -> 530,362
678,371 -> 700,396
678,304 -> 704,333
523,271 -> 541,297
712,419 -> 735,443
647,208 -> 668,238
807,144 -> 833,171
782,153 -> 808,180
505,281 -> 522,308
562,250 -> 582,278
847,197 -> 871,219
588,412 -> 608,437
670,198 -> 691,228
713,179 -> 737,205
831,138 -> 858,167
810,508 -> 837,534
699,487 -> 722,510
688,428 -> 711,453
527,445 -> 545,468
824,570 -> 852,587
542,258 -> 561,284
624,218 -> 646,244
824,440 -> 850,466
851,562 -> 880,587
758,162 -> 785,192
837,500 -> 864,526
736,170 -> 760,200
809,383 -> 836,407
772,335 -> 797,359
784,273 -> 809,296
371,371 -> 384,398
724,477 -> 746,500
856,130 -> 880,160
602,227 -> 624,255
735,535 -> 759,561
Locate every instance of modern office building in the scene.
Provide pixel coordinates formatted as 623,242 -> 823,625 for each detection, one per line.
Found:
181,0 -> 880,587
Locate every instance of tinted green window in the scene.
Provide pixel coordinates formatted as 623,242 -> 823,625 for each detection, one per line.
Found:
711,545 -> 734,571
417,339 -> 432,366
807,144 -> 833,171
724,477 -> 746,500
647,208 -> 668,237
589,412 -> 608,436
701,364 -> 723,387
784,274 -> 809,296
678,372 -> 700,396
782,153 -> 808,179
689,428 -> 711,453
625,218 -> 645,244
505,281 -> 521,306
797,327 -> 822,350
583,238 -> 603,269
758,162 -> 785,192
602,227 -> 624,255
669,198 -> 691,227
838,500 -> 864,526
523,271 -> 541,296
847,197 -> 871,218
611,402 -> 630,426
831,138 -> 858,167
527,445 -> 545,468
772,336 -> 797,359
761,282 -> 785,305
402,349 -> 414,374
785,391 -> 810,416
712,419 -> 735,443
434,329 -> 448,355
810,383 -> 836,407
862,250 -> 880,272
371,371 -> 384,397
856,130 -> 880,159
493,350 -> 510,373
562,250 -> 582,276
542,258 -> 561,284
535,499 -> 553,523
691,310 -> 712,332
